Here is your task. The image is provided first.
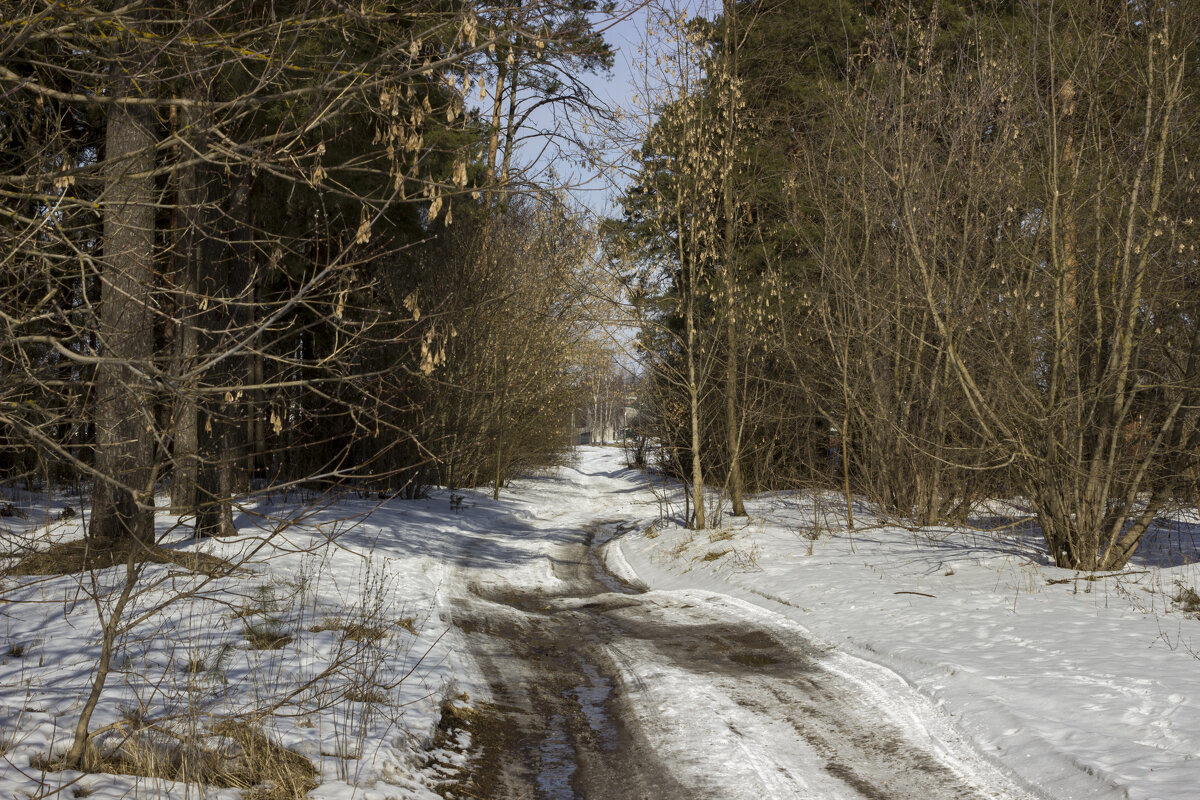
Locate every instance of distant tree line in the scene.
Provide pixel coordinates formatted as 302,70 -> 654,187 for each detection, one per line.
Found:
609,0 -> 1200,570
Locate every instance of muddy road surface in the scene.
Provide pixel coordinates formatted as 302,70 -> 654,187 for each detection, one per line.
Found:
437,520 -> 1037,800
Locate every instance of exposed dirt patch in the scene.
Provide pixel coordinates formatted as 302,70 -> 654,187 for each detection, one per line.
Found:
426,699 -> 521,800
759,682 -> 980,800
449,595 -> 698,799
731,630 -> 778,649
447,523 -> 698,799
727,651 -> 781,667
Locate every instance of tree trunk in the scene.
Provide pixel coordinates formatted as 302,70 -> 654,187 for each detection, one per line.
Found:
90,92 -> 157,547
249,342 -> 267,483
721,0 -> 746,518
170,105 -> 202,513
687,290 -> 706,530
64,557 -> 140,767
493,440 -> 503,501
724,320 -> 746,515
486,41 -> 509,181
500,53 -> 521,186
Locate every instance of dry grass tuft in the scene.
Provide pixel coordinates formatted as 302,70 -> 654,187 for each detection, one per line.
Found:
345,685 -> 388,704
341,622 -> 388,641
1173,584 -> 1200,617
7,539 -> 235,577
309,617 -> 388,642
243,622 -> 292,650
214,722 -> 318,800
666,536 -> 692,558
36,721 -> 317,800
699,549 -> 729,562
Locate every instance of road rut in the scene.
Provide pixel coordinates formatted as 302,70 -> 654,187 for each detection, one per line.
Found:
436,519 -> 1036,800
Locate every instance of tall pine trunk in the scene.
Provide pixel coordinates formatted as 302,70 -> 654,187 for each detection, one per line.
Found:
90,92 -> 157,547
170,105 -> 203,513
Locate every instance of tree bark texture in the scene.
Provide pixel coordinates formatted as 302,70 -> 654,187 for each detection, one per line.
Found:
90,94 -> 157,546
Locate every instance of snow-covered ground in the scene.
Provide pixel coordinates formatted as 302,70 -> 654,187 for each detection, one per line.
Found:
0,492 -> 474,800
2,446 -> 1198,798
604,459 -> 1200,800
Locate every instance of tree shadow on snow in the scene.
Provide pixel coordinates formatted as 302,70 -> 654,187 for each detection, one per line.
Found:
236,489 -> 580,574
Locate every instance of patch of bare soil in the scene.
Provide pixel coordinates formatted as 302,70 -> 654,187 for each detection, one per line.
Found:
426,697 -> 526,800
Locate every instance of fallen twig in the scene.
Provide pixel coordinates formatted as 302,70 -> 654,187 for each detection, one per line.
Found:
894,591 -> 936,598
1046,570 -> 1148,586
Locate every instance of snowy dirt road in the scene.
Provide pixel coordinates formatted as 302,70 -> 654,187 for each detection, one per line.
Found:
437,457 -> 1042,800
3,448 -> 1191,800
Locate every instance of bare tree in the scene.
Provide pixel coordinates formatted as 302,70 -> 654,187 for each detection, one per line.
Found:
399,196 -> 601,498
827,1 -> 1200,565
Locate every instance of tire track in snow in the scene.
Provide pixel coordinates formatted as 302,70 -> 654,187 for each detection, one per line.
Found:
439,511 -> 1042,799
